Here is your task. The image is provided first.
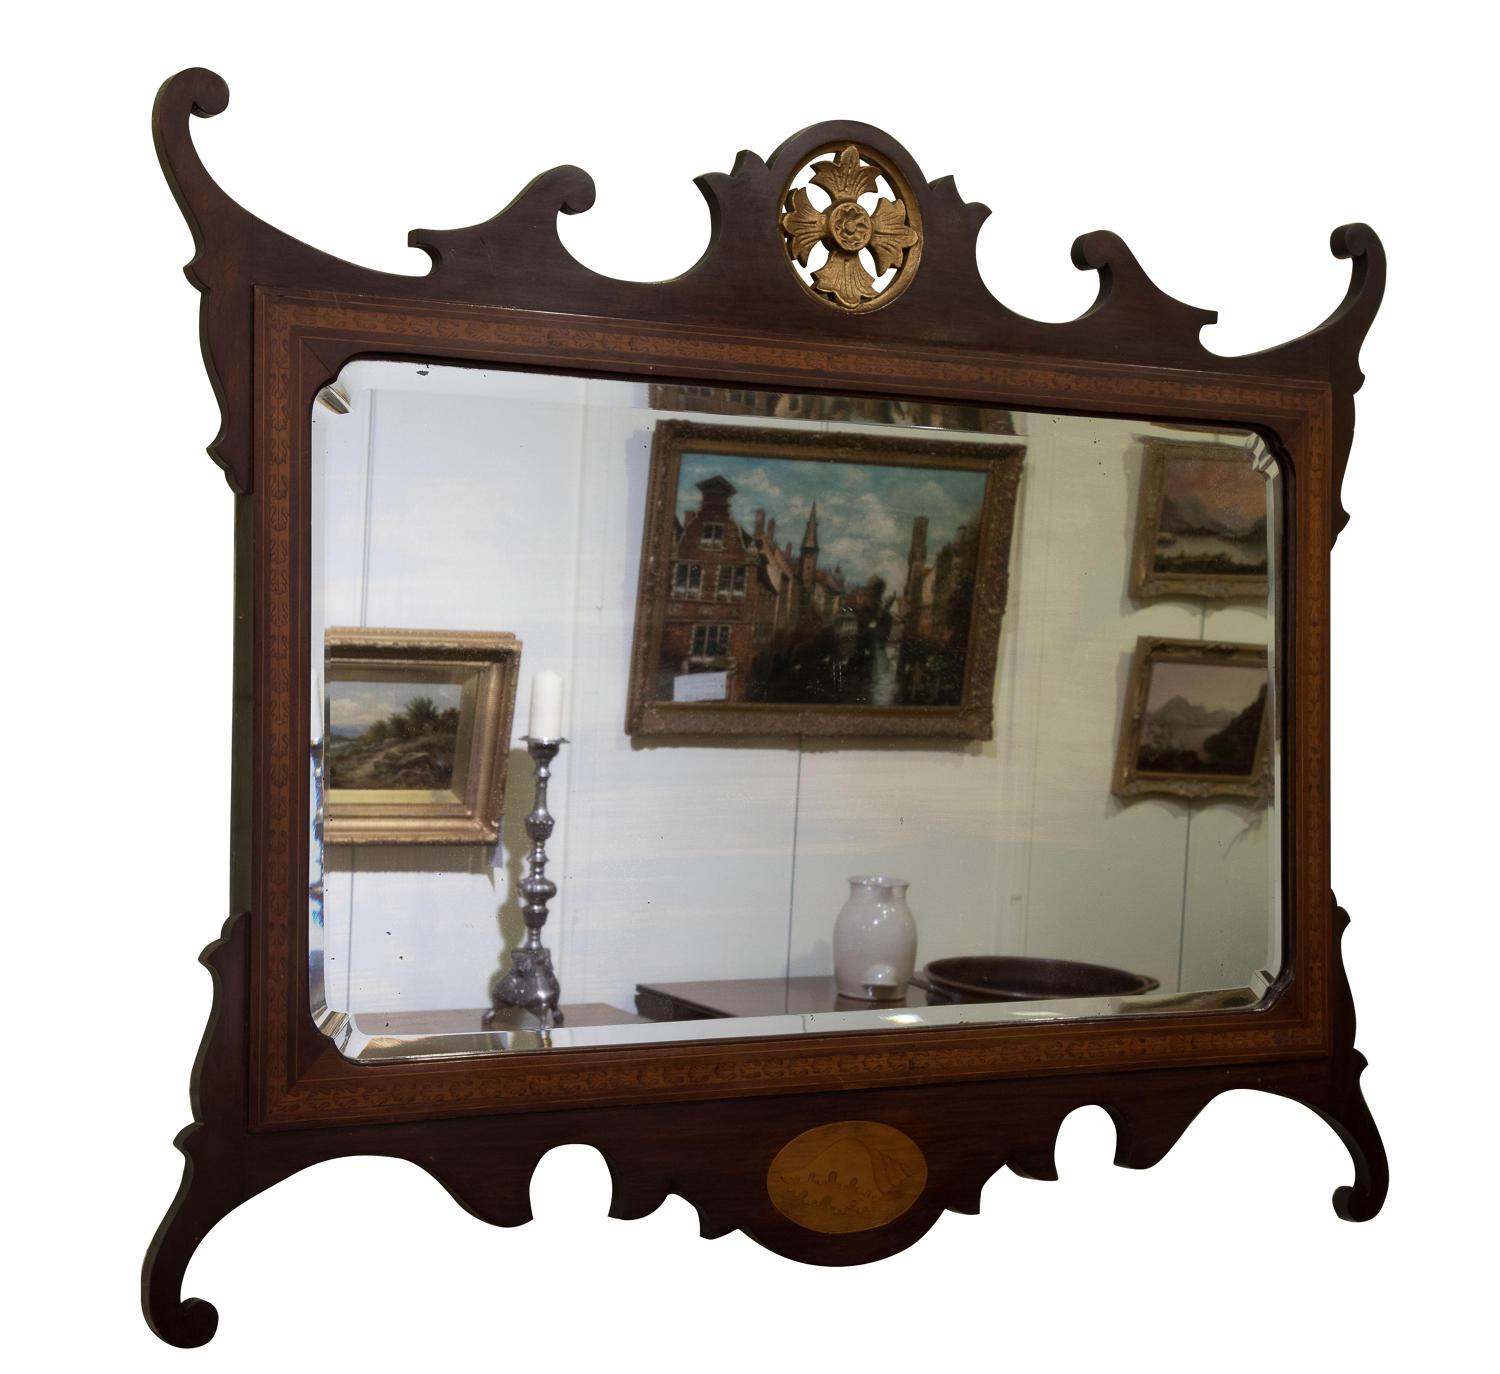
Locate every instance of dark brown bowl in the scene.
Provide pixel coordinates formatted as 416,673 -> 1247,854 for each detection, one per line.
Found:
915,955 -> 1160,1004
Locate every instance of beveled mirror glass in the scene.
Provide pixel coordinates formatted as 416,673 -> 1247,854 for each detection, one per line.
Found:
309,361 -> 1283,1060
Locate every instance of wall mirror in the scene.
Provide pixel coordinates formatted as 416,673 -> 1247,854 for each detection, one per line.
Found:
146,67 -> 1386,1346
311,364 -> 1284,1061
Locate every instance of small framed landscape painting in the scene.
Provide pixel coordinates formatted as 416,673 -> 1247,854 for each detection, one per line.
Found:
323,629 -> 521,844
1113,636 -> 1272,802
625,421 -> 1024,739
1130,440 -> 1272,600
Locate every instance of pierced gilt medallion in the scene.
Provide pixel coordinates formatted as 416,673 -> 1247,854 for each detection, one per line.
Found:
779,144 -> 923,313
767,1120 -> 928,1234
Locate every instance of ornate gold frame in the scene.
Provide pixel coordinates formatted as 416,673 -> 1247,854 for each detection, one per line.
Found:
322,628 -> 520,844
1130,438 -> 1273,601
625,419 -> 1024,739
1112,636 -> 1272,802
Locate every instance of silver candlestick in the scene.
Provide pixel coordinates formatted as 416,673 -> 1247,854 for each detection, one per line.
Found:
486,736 -> 566,1029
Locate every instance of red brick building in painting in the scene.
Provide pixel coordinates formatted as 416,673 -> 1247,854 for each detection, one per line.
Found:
659,474 -> 846,701
896,513 -> 980,638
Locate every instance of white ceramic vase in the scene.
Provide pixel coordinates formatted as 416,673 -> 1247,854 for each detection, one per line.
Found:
833,876 -> 917,1002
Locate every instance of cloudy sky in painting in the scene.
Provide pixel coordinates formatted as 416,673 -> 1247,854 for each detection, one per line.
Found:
1144,661 -> 1264,717
676,450 -> 988,594
327,680 -> 462,733
1161,456 -> 1267,535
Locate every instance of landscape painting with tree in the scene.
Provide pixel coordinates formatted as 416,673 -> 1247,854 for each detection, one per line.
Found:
327,681 -> 463,791
627,422 -> 1023,738
323,629 -> 521,843
1113,637 -> 1271,802
1131,440 -> 1272,600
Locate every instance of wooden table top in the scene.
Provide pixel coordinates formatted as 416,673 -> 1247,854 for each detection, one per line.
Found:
635,975 -> 927,1020
355,1003 -> 645,1035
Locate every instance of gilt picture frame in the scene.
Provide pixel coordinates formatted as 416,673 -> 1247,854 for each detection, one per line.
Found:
1129,439 -> 1273,601
626,420 -> 1024,739
648,382 -> 1019,435
323,628 -> 521,844
1113,635 -> 1272,802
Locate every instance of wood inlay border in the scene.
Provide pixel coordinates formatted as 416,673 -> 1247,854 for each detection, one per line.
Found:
252,289 -> 1330,1129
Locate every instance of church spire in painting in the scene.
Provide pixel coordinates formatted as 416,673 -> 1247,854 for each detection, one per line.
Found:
801,501 -> 820,553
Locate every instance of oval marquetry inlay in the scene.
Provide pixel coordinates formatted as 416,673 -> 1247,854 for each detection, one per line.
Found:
767,1121 -> 927,1234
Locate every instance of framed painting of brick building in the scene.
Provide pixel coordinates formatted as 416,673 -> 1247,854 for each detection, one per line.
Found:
626,421 -> 1024,739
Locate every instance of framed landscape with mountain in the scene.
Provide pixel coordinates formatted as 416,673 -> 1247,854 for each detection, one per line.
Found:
323,628 -> 521,844
1130,440 -> 1272,600
626,421 -> 1024,739
1113,636 -> 1272,802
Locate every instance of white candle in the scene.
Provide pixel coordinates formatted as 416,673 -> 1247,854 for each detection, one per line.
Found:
528,670 -> 564,740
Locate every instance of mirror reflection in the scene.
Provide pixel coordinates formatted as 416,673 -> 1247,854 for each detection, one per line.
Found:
310,363 -> 1282,1060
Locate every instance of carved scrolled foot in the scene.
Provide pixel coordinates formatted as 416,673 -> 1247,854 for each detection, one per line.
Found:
141,1127 -> 238,1348
1284,1069 -> 1387,1221
1310,901 -> 1389,1221
1320,1052 -> 1388,1222
145,1291 -> 219,1351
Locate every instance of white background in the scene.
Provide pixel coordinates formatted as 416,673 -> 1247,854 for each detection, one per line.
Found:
3,2 -> 1495,1368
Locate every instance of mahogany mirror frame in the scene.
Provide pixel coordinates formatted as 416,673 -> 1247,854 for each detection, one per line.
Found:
144,67 -> 1387,1347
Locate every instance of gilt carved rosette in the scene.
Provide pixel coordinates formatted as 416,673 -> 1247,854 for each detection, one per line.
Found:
780,143 -> 923,311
